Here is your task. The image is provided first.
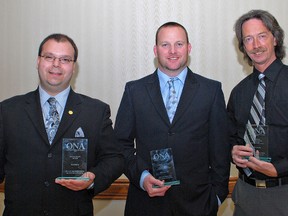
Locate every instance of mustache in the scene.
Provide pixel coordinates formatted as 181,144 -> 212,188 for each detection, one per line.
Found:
248,47 -> 266,54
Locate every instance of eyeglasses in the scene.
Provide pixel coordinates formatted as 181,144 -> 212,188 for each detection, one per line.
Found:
40,55 -> 75,64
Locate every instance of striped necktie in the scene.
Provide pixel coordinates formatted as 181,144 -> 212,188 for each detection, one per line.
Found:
243,73 -> 266,176
166,77 -> 179,123
45,97 -> 60,143
250,73 -> 266,125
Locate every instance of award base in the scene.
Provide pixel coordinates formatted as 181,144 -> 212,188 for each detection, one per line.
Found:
244,156 -> 271,162
259,157 -> 271,162
153,180 -> 180,188
56,176 -> 90,181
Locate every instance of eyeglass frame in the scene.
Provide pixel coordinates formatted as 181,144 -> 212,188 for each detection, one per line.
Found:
39,54 -> 75,64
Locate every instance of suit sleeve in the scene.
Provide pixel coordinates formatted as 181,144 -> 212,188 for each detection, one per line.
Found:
90,104 -> 124,195
114,83 -> 149,188
0,103 -> 5,183
209,83 -> 230,202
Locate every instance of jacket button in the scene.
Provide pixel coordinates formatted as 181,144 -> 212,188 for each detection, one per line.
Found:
44,181 -> 50,187
47,153 -> 52,158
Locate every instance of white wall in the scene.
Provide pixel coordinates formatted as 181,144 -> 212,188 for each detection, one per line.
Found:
1,0 -> 288,215
1,0 -> 288,117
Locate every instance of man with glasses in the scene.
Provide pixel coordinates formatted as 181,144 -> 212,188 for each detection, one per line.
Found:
0,33 -> 123,216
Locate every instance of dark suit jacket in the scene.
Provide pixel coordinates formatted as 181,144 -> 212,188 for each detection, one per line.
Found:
115,68 -> 230,216
0,89 -> 124,216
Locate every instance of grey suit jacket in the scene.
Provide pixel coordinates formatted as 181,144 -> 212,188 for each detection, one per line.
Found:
0,89 -> 123,216
115,68 -> 230,216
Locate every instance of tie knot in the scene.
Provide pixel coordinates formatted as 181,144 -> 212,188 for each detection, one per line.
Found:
48,97 -> 57,106
258,73 -> 265,81
168,77 -> 178,87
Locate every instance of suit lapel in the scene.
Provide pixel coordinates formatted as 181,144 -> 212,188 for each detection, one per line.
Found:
145,71 -> 170,125
25,89 -> 82,146
172,69 -> 199,125
145,69 -> 199,126
24,90 -> 50,144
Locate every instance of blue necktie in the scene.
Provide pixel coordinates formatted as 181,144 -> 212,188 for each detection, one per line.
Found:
45,97 -> 60,143
166,78 -> 179,123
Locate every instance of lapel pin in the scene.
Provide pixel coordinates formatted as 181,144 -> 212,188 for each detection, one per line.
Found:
68,110 -> 73,115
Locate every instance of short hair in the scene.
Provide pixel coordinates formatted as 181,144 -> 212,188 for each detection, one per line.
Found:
234,9 -> 285,66
155,22 -> 189,45
38,33 -> 78,62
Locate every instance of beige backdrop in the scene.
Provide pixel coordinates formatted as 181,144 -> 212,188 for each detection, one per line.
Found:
1,0 -> 288,215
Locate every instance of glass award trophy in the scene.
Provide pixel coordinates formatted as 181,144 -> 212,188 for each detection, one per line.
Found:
57,138 -> 89,181
150,148 -> 180,187
249,124 -> 271,162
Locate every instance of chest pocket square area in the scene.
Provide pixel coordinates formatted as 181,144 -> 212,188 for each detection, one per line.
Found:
75,127 -> 85,137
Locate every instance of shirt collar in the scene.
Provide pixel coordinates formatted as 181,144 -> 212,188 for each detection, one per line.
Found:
39,85 -> 70,109
253,59 -> 283,82
157,67 -> 188,88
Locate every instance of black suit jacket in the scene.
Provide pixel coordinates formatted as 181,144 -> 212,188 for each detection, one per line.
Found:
0,89 -> 123,216
115,68 -> 230,216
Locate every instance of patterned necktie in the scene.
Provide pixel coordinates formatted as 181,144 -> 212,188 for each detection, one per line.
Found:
250,73 -> 266,125
166,78 -> 179,123
243,74 -> 266,176
45,97 -> 60,143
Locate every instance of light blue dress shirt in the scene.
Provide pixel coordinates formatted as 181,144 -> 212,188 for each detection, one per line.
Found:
39,85 -> 70,123
158,68 -> 187,106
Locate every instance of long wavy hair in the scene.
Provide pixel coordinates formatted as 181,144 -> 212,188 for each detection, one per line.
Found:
234,10 -> 285,66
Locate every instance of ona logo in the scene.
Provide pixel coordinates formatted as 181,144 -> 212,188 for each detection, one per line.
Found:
65,142 -> 86,151
152,151 -> 171,162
